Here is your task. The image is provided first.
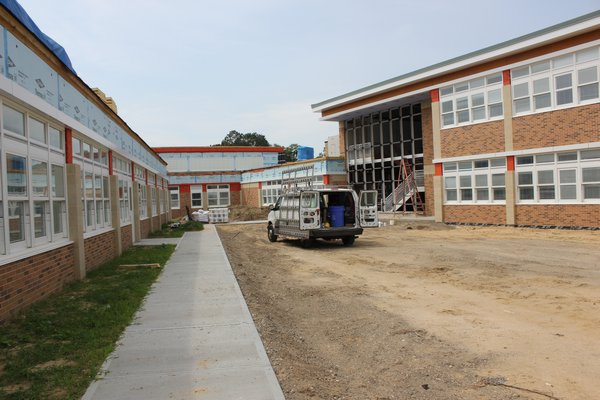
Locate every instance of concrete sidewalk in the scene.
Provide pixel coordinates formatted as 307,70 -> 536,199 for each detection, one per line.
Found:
83,225 -> 285,400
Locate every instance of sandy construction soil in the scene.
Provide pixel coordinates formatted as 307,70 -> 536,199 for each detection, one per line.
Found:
218,221 -> 600,400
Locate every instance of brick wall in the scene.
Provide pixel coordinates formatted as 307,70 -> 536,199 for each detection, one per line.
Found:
241,185 -> 260,207
515,205 -> 600,228
84,230 -> 117,271
422,101 -> 434,164
513,104 -> 600,150
121,224 -> 133,250
444,205 -> 506,225
440,120 -> 505,158
0,244 -> 75,322
230,190 -> 241,207
140,218 -> 151,239
152,215 -> 161,229
424,174 -> 434,217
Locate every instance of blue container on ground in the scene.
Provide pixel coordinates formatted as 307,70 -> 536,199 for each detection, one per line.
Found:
329,205 -> 345,227
297,146 -> 314,160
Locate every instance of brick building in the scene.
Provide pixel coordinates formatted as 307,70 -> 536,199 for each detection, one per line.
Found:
0,2 -> 170,321
312,11 -> 600,228
155,146 -> 283,218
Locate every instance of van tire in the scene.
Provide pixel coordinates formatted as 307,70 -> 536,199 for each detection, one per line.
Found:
268,225 -> 278,242
342,236 -> 355,246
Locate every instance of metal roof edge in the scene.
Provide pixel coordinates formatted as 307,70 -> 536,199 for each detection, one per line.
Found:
311,10 -> 600,112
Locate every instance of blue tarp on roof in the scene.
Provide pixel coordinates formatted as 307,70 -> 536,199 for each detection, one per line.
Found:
0,0 -> 76,74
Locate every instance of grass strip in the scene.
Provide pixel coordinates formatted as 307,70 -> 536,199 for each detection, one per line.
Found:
148,220 -> 204,238
0,244 -> 175,400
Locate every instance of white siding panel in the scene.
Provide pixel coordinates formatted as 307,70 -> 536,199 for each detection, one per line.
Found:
167,158 -> 188,172
236,157 -> 264,170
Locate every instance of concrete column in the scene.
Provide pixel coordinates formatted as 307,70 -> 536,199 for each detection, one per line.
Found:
66,163 -> 85,279
502,70 -> 514,152
132,182 -> 141,242
338,121 -> 346,159
146,184 -> 154,232
505,156 -> 516,226
431,93 -> 442,160
430,90 -> 443,222
110,175 -> 122,256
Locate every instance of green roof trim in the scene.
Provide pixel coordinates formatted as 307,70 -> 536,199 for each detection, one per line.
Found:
311,10 -> 600,111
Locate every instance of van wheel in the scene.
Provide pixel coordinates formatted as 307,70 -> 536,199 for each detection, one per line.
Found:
342,236 -> 355,246
267,225 -> 278,242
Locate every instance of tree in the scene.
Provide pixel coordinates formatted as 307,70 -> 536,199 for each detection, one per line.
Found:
219,130 -> 270,146
274,143 -> 298,162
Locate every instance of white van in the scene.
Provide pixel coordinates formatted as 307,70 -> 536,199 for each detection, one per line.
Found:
267,188 -> 378,246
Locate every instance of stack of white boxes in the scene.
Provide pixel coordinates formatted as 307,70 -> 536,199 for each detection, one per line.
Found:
208,208 -> 229,223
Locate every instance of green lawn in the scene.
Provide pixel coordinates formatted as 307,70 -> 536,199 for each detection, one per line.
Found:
0,244 -> 175,400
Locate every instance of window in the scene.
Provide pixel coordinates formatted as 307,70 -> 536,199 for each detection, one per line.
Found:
151,187 -> 158,216
191,185 -> 203,208
119,179 -> 131,224
138,184 -> 147,219
443,158 -> 506,204
48,126 -> 63,149
29,117 -> 46,143
3,105 -> 25,136
169,187 -> 180,209
261,180 -> 281,206
440,73 -> 503,127
207,184 -> 229,207
512,45 -> 600,115
515,149 -> 600,203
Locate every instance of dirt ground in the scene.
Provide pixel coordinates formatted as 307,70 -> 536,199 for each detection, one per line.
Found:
217,221 -> 600,400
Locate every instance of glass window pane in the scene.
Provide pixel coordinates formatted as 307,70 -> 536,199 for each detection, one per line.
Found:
560,185 -> 577,200
556,89 -> 573,105
581,149 -> 600,160
455,82 -> 468,93
7,154 -> 27,196
470,77 -> 485,89
471,93 -> 484,106
49,127 -> 63,149
83,143 -> 92,159
8,201 -> 25,242
29,117 -> 46,143
576,47 -> 599,63
32,160 -> 48,197
493,188 -> 506,200
475,175 -> 487,186
440,86 -> 453,96
445,176 -> 456,188
514,98 -> 530,113
472,107 -> 485,121
488,88 -> 501,104
52,165 -> 65,198
533,78 -> 550,94
72,138 -> 81,155
492,173 -> 505,186
553,54 -> 573,69
534,93 -> 551,109
539,186 -> 555,200
488,103 -> 503,117
486,74 -> 502,85
474,160 -> 488,169
579,83 -> 599,101
3,105 -> 25,135
555,74 -> 572,90
443,162 -> 457,172
457,110 -> 469,123
536,154 -> 554,163
446,189 -> 457,201
460,189 -> 473,201
85,172 -> 93,199
531,61 -> 550,74
103,177 -> 109,198
512,67 -> 529,79
442,113 -> 454,126
538,170 -> 554,184
53,201 -> 65,234
558,152 -> 577,162
95,175 -> 103,198
458,161 -> 472,171
519,187 -> 534,200
456,97 -> 468,110
476,188 -> 489,201
517,156 -> 533,165
490,158 -> 506,168
582,167 -> 600,182
459,175 -> 471,187
513,82 -> 529,98
583,185 -> 600,199
34,201 -> 48,238
578,67 -> 598,84
518,172 -> 533,185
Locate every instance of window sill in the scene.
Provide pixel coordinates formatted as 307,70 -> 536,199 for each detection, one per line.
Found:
0,240 -> 73,267
444,202 -> 506,206
441,116 -> 504,130
83,227 -> 115,240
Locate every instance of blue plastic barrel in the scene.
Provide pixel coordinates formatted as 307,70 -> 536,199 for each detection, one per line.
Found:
329,205 -> 345,227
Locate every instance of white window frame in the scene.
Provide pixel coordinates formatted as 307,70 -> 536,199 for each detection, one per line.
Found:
515,149 -> 600,204
511,45 -> 600,116
191,185 -> 203,208
138,183 -> 148,219
443,158 -> 506,204
440,73 -> 503,128
169,186 -> 180,210
207,184 -> 230,208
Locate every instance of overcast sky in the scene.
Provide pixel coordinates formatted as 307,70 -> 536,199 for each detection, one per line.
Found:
16,0 -> 600,152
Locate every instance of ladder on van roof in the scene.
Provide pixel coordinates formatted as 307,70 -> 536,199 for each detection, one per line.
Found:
281,165 -> 316,193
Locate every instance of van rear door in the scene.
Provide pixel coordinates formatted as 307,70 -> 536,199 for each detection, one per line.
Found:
359,190 -> 378,227
300,191 -> 320,230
